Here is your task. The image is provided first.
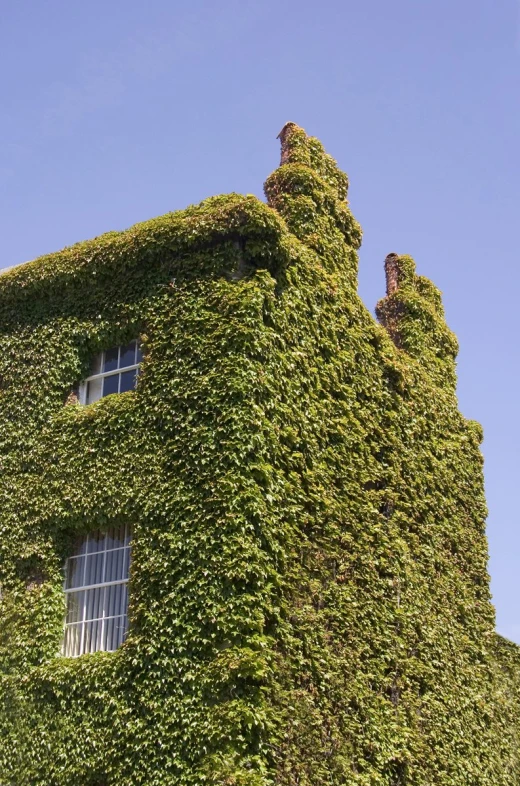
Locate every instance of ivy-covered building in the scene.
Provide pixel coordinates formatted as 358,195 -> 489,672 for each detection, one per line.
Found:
0,123 -> 518,785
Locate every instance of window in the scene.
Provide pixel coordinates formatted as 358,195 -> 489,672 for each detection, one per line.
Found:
79,340 -> 143,405
62,524 -> 131,656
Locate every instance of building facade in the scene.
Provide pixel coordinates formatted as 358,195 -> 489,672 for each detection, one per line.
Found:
0,123 -> 518,785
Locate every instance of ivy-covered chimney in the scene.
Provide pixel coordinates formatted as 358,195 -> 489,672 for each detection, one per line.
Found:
264,122 -> 362,286
376,253 -> 459,388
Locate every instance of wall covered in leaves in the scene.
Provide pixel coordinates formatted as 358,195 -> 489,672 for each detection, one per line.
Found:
0,123 -> 518,785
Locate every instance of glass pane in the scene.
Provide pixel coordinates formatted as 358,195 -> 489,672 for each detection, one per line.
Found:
84,552 -> 104,587
89,353 -> 103,376
116,615 -> 128,648
65,556 -> 85,589
119,369 -> 137,394
104,615 -> 127,652
124,524 -> 131,547
66,591 -> 84,623
119,584 -> 128,617
105,584 -> 117,618
86,377 -> 103,404
103,346 -> 119,373
103,617 -> 115,651
102,373 -> 119,397
136,342 -> 144,363
87,530 -> 106,554
64,623 -> 82,657
84,619 -> 103,654
85,587 -> 104,621
105,583 -> 126,617
123,546 -> 131,578
105,548 -> 125,583
106,524 -> 125,551
72,534 -> 88,557
119,342 -> 136,369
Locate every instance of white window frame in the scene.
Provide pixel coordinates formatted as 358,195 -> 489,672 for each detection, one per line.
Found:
78,341 -> 142,405
62,527 -> 131,657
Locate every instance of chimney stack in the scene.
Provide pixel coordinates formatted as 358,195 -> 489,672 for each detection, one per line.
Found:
384,253 -> 400,296
276,122 -> 299,166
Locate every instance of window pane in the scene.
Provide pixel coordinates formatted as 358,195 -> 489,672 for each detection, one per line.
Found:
105,583 -> 118,618
119,341 -> 136,369
105,548 -> 125,583
85,587 -> 104,621
104,615 -> 127,652
86,377 -> 103,404
65,556 -> 85,589
136,343 -> 144,364
119,369 -> 137,394
119,584 -> 128,617
87,530 -> 106,554
103,617 -> 114,652
103,346 -> 119,372
106,583 -> 127,618
123,546 -> 131,578
72,534 -> 88,556
89,353 -> 103,376
84,619 -> 103,654
84,552 -> 104,586
115,615 -> 127,649
102,373 -> 119,397
106,524 -> 125,551
63,623 -> 82,657
66,591 -> 84,623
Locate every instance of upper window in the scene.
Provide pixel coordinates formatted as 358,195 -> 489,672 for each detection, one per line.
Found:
79,340 -> 143,405
62,525 -> 131,657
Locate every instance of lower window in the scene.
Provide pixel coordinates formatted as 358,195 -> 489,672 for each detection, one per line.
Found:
62,524 -> 131,656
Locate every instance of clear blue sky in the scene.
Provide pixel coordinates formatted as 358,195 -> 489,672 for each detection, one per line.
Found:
1,0 -> 519,641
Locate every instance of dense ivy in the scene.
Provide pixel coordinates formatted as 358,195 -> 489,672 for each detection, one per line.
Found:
0,123 -> 518,785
